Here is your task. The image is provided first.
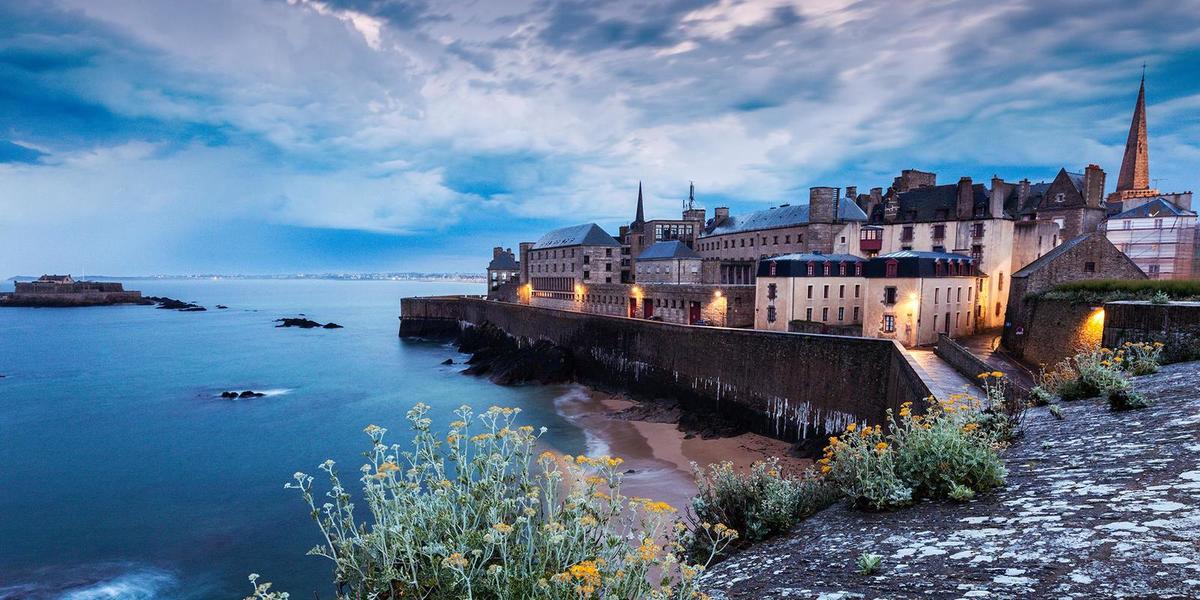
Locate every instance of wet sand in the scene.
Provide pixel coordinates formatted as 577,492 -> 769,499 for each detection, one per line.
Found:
548,385 -> 811,513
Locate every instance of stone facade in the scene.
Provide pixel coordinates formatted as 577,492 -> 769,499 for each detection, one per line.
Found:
526,223 -> 621,303
544,282 -> 754,327
485,247 -> 520,298
1002,233 -> 1146,357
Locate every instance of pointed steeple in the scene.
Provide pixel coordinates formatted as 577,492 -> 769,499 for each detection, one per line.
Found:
1116,72 -> 1150,193
632,181 -> 645,229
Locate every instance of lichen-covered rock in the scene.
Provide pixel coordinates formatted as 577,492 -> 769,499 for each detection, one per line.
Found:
702,361 -> 1200,599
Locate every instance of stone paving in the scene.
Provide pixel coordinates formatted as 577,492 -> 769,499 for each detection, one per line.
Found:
703,361 -> 1200,599
904,347 -> 974,400
954,332 -> 1038,391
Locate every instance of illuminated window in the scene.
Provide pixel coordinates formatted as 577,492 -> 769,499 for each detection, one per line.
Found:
883,314 -> 896,333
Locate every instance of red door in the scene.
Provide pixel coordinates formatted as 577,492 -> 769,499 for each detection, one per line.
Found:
628,298 -> 637,318
689,301 -> 701,324
643,299 -> 654,319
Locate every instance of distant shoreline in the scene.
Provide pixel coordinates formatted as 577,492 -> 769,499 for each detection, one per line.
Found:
5,274 -> 485,283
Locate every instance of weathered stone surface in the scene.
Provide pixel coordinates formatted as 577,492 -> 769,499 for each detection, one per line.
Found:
703,362 -> 1200,599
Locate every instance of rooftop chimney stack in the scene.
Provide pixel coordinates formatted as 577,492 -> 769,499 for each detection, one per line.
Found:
809,187 -> 839,224
1083,164 -> 1106,208
713,207 -> 730,227
956,177 -> 975,220
845,186 -> 857,200
493,246 -> 503,260
989,176 -> 1010,219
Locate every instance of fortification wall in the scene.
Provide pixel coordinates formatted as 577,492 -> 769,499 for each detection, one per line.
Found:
1008,298 -> 1101,369
0,291 -> 144,307
400,296 -> 931,442
1102,301 -> 1200,363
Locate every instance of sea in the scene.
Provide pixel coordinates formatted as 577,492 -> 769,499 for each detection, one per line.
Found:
0,279 -> 603,599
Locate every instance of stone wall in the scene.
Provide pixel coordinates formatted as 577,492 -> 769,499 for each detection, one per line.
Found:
1102,301 -> 1200,363
400,296 -> 931,442
934,333 -> 1030,400
0,291 -> 144,307
1006,297 -> 1102,368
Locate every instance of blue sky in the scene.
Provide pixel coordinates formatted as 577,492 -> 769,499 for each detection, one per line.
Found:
2,0 -> 1198,276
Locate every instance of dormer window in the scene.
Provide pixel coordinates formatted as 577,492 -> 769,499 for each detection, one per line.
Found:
885,259 -> 898,278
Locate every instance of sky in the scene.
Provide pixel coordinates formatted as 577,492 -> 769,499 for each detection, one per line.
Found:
2,0 -> 1199,276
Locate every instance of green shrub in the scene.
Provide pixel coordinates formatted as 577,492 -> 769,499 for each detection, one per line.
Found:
822,394 -> 1006,511
948,483 -> 975,502
856,552 -> 882,575
1048,404 -> 1064,420
1150,290 -> 1171,304
1042,343 -> 1160,403
1107,382 -> 1151,411
687,458 -> 836,560
249,404 -> 736,600
1028,385 -> 1053,407
1042,279 -> 1200,304
1116,341 -> 1164,376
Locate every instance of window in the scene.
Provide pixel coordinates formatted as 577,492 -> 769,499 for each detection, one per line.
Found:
1054,192 -> 1065,203
785,235 -> 792,244
605,263 -> 612,272
807,285 -> 813,299
767,305 -> 777,323
885,260 -> 898,278
774,236 -> 779,244
838,307 -> 845,321
998,272 -> 1004,291
839,285 -> 845,299
583,270 -> 590,280
855,263 -> 863,276
605,249 -> 612,257
822,307 -> 829,321
1124,220 -> 1132,230
1149,264 -> 1161,276
971,245 -> 983,261
853,306 -> 860,321
884,286 -> 898,305
823,285 -> 829,299
806,307 -> 813,321
883,314 -> 896,333
1155,218 -> 1163,229
956,287 -> 962,302
934,288 -> 940,304
995,302 -> 1001,316
583,255 -> 590,264
807,263 -> 815,276
854,284 -> 860,298
767,283 -> 777,300
933,314 -> 938,332
1085,262 -> 1096,273
932,224 -> 946,239
972,223 -> 985,238
901,226 -> 914,242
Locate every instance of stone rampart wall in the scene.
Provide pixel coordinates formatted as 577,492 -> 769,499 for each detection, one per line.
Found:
1102,301 -> 1200,363
400,296 -> 931,442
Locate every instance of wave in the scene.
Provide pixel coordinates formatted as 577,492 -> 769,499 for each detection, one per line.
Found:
551,385 -> 611,457
0,564 -> 178,600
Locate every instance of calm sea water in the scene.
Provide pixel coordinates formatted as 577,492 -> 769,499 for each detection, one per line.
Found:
0,279 -> 593,599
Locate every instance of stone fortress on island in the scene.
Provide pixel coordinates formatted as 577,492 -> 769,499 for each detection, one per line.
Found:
479,75 -> 1196,347
0,275 -> 144,307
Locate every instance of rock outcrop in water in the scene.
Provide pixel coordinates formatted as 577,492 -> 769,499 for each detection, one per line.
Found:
275,318 -> 342,329
145,296 -> 206,311
457,322 -> 574,385
220,390 -> 265,398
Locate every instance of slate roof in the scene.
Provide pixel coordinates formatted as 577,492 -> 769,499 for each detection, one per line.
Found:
487,251 -> 519,271
532,223 -> 620,249
636,240 -> 701,261
1012,233 -> 1093,278
704,198 -> 867,236
1109,197 -> 1197,220
769,252 -> 866,263
879,250 -> 975,261
867,184 -> 991,223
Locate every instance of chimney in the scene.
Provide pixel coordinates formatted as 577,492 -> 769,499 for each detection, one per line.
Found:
809,187 -> 839,224
1083,164 -> 1106,208
1018,178 -> 1031,207
493,246 -> 503,260
989,176 -> 1009,219
845,186 -> 857,200
714,207 -> 730,226
956,177 -> 974,220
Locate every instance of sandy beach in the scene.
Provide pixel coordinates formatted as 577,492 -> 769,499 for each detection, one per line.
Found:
547,384 -> 811,512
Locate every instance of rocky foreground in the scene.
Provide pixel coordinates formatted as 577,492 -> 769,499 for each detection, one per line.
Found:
702,362 -> 1200,599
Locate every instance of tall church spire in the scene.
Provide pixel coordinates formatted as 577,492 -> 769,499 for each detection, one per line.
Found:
633,181 -> 645,226
1116,71 -> 1150,193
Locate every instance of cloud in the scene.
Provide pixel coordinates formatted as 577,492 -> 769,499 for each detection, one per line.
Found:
1,0 -> 1198,276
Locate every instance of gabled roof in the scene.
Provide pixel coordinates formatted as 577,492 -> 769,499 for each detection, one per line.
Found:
1109,197 -> 1197,220
637,240 -> 700,261
704,198 -> 867,236
532,223 -> 620,249
1012,233 -> 1092,278
487,251 -> 519,271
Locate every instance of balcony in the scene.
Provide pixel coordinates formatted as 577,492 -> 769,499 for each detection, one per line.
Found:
860,238 -> 882,252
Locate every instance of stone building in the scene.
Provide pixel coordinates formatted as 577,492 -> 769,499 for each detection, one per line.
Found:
862,251 -> 981,347
1023,166 -> 1108,241
2,275 -> 143,306
574,282 -> 754,327
525,223 -> 620,309
697,187 -> 867,285
621,182 -> 706,283
635,240 -> 703,284
754,253 -> 866,332
1001,232 -> 1146,357
485,247 -> 520,298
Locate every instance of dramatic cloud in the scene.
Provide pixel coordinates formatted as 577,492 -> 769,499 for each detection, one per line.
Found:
1,0 -> 1197,275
